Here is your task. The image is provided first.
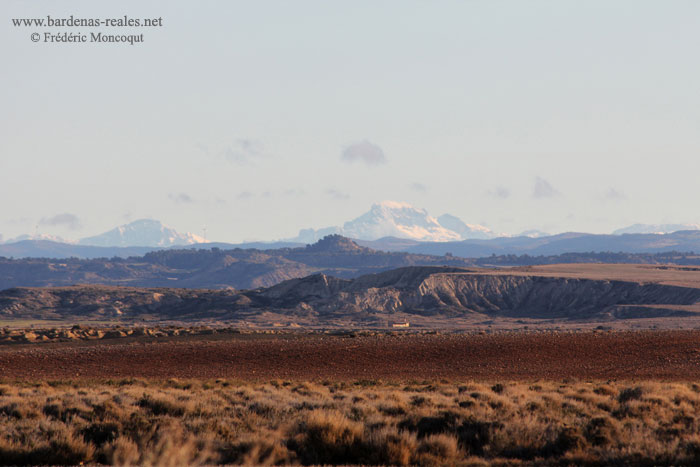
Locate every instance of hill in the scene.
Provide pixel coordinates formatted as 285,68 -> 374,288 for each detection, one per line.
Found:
0,235 -> 474,290
2,235 -> 700,292
2,264 -> 699,327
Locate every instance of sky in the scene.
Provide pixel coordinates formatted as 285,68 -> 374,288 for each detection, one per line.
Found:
2,1 -> 699,243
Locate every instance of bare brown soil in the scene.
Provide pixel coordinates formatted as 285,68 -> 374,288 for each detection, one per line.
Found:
2,331 -> 700,381
489,263 -> 700,288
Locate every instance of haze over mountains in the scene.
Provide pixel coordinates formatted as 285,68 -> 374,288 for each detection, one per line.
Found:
293,201 -> 495,243
1,219 -> 205,249
1,235 -> 699,293
612,224 -> 700,235
1,201 -> 699,260
78,219 -> 205,247
0,235 -> 476,290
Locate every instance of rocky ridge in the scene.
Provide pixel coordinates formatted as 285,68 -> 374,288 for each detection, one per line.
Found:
2,266 -> 699,326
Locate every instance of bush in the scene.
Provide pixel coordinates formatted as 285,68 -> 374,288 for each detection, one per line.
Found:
618,386 -> 644,403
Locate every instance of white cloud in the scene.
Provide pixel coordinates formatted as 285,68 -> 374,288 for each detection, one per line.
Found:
487,186 -> 511,199
223,139 -> 266,165
409,182 -> 428,192
605,187 -> 627,201
325,188 -> 350,200
168,192 -> 194,204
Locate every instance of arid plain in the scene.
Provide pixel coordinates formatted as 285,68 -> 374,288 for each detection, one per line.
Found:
3,263 -> 700,465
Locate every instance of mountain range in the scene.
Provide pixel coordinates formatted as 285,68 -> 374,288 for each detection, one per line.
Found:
1,219 -> 205,249
0,235 -> 475,290
612,223 -> 700,235
357,230 -> 700,257
3,263 -> 699,326
3,229 -> 700,261
78,219 -> 205,247
1,201 -> 699,257
292,201 -> 496,243
1,235 -> 699,293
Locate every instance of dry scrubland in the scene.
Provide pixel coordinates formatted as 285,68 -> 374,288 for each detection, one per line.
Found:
3,379 -> 700,465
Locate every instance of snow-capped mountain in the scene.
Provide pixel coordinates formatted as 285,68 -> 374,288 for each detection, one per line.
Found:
78,219 -> 206,247
436,214 -> 494,240
293,201 -> 494,243
2,233 -> 69,244
342,201 -> 462,241
613,223 -> 700,235
517,229 -> 551,238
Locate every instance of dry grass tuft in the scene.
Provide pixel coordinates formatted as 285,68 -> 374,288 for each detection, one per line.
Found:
2,379 -> 700,465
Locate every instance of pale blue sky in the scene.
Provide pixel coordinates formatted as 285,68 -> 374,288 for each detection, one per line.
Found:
2,1 -> 699,242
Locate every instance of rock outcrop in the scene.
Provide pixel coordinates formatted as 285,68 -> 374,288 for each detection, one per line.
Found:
1,266 -> 699,325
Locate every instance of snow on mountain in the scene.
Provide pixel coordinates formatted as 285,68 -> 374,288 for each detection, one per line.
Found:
613,223 -> 700,235
517,229 -> 551,238
340,201 -> 461,241
436,214 -> 495,240
78,219 -> 206,247
293,201 -> 493,243
3,233 -> 69,244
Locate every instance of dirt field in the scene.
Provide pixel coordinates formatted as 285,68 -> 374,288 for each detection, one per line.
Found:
3,330 -> 700,381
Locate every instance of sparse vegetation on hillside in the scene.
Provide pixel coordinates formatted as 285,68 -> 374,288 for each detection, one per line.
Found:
0,236 -> 475,291
2,266 -> 699,324
3,235 -> 699,292
2,379 -> 700,465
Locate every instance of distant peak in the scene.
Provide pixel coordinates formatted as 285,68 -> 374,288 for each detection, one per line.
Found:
305,235 -> 366,252
78,219 -> 205,247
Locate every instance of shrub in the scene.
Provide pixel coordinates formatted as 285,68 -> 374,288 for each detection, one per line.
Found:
137,395 -> 186,416
288,410 -> 365,465
618,386 -> 644,403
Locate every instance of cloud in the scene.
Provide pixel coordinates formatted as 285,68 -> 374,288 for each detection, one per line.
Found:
409,182 -> 428,192
168,192 -> 194,204
487,186 -> 511,199
5,217 -> 32,225
234,189 -> 305,201
325,188 -> 350,200
532,176 -> 560,199
39,213 -> 82,230
341,140 -> 386,166
223,139 -> 266,165
605,188 -> 627,201
195,142 -> 209,155
283,188 -> 306,197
